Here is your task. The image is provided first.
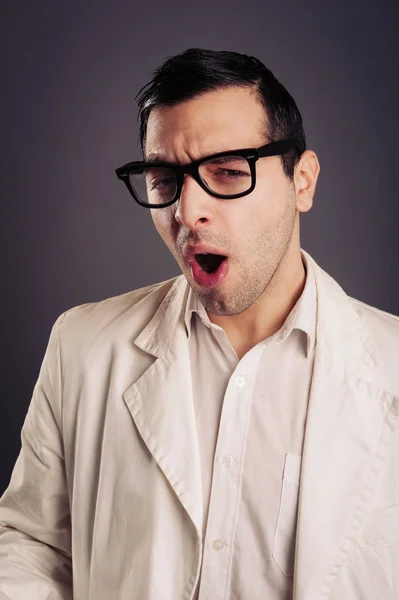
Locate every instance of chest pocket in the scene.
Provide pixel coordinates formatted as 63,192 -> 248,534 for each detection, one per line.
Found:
272,453 -> 302,576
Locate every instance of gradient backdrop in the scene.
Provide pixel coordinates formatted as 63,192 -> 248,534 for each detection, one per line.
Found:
1,0 -> 398,493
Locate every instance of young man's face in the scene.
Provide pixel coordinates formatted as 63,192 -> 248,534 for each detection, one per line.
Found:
146,85 -> 312,317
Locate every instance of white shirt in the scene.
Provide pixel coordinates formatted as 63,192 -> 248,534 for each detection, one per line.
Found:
185,250 -> 317,599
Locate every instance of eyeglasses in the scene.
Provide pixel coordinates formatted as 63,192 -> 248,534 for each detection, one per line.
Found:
115,138 -> 301,208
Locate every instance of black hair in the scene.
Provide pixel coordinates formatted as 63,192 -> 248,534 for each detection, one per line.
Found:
136,48 -> 306,179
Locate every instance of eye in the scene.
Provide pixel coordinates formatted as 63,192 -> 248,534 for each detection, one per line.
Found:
200,156 -> 251,181
214,168 -> 249,178
151,176 -> 175,190
145,167 -> 176,191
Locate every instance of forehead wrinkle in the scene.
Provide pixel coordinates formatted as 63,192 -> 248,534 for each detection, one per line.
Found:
145,136 -> 214,165
146,109 -> 206,163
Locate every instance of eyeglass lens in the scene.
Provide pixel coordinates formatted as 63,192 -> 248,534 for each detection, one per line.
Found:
129,155 -> 252,205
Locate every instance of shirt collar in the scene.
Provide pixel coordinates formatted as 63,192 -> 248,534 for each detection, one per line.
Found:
184,248 -> 317,358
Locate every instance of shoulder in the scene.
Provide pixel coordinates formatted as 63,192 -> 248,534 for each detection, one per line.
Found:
52,275 -> 184,350
309,251 -> 399,347
349,296 -> 399,384
349,295 -> 399,339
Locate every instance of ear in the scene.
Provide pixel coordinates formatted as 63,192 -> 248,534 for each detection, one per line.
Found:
293,150 -> 320,213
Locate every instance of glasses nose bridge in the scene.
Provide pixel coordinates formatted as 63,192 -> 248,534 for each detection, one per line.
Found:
177,162 -> 205,192
182,161 -> 202,181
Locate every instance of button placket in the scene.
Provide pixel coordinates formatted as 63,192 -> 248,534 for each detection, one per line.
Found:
198,350 -> 264,599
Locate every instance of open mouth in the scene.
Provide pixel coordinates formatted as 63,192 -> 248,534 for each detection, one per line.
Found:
195,253 -> 227,273
190,252 -> 230,288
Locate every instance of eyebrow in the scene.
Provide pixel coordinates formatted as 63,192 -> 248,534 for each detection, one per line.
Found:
145,152 -> 164,161
207,155 -> 247,164
144,153 -> 181,166
144,150 -> 247,165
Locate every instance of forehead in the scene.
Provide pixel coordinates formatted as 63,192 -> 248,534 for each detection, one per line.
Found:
145,86 -> 267,160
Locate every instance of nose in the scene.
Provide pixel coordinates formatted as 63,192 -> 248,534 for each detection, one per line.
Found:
174,174 -> 215,230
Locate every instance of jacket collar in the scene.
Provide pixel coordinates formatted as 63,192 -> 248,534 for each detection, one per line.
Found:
134,275 -> 189,358
304,250 -> 377,382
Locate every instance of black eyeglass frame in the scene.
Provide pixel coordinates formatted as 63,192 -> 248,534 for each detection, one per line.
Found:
115,138 -> 302,208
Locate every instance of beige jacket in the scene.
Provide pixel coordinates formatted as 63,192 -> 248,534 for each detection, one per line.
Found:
0,250 -> 398,600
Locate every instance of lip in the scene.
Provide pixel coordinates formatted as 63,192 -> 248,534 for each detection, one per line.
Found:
184,244 -> 230,288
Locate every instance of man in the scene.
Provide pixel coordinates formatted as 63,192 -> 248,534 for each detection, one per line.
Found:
0,48 -> 398,600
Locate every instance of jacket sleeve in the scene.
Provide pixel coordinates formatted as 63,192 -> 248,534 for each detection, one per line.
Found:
0,313 -> 73,600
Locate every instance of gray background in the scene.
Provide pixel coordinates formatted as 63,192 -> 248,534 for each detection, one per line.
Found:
1,0 -> 398,493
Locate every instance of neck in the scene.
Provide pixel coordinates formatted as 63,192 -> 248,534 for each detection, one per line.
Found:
208,247 -> 307,360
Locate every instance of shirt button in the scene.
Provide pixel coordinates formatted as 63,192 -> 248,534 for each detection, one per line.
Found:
221,455 -> 234,468
212,539 -> 225,552
235,376 -> 245,387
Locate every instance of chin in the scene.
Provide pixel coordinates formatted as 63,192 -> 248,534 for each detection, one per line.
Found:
197,291 -> 234,316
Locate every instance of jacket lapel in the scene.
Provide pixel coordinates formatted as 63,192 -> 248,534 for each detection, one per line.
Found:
122,277 -> 204,536
294,253 -> 398,599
